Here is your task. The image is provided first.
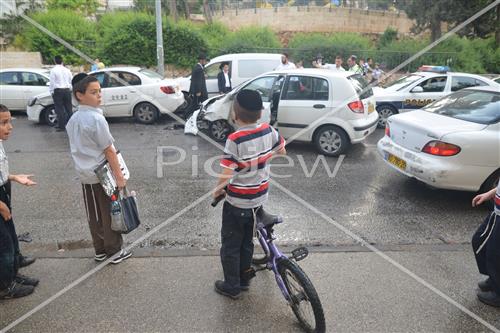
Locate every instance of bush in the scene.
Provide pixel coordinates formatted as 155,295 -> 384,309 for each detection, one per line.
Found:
97,13 -> 207,68
217,26 -> 281,54
378,27 -> 398,48
19,10 -> 96,65
288,32 -> 373,67
197,22 -> 231,58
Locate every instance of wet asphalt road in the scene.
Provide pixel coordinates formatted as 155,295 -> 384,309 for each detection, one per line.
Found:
6,112 -> 489,251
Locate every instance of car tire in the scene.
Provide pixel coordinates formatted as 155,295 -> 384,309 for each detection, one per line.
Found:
42,105 -> 57,127
313,125 -> 350,157
480,169 -> 500,209
209,119 -> 233,142
376,104 -> 397,128
133,102 -> 159,124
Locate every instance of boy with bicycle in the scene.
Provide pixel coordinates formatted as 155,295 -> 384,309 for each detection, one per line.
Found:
213,89 -> 286,299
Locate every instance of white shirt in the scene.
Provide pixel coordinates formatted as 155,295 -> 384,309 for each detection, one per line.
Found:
321,64 -> 345,72
275,62 -> 296,70
0,141 -> 9,186
66,105 -> 115,184
224,72 -> 230,87
49,65 -> 73,94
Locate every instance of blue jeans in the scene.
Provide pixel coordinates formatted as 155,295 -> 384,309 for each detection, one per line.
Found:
0,182 -> 19,290
220,202 -> 255,293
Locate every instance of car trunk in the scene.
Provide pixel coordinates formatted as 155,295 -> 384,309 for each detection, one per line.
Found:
388,110 -> 487,152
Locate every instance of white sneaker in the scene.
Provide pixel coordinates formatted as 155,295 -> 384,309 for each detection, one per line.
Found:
110,250 -> 132,264
94,253 -> 108,262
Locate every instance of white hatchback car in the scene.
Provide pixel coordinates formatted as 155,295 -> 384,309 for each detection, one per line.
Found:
377,87 -> 500,192
374,70 -> 500,128
27,67 -> 185,125
0,68 -> 50,111
192,69 -> 379,156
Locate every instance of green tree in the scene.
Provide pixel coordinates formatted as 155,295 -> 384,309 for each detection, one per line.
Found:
47,0 -> 99,16
0,0 -> 43,44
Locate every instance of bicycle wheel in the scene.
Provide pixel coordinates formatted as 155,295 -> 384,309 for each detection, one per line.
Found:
278,258 -> 325,333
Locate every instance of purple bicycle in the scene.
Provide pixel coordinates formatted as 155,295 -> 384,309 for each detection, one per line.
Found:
212,197 -> 326,332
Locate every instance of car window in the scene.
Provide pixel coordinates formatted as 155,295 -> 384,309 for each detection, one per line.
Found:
0,72 -> 21,85
108,71 -> 141,86
283,76 -> 329,101
451,76 -> 487,92
347,74 -> 373,100
90,72 -> 108,88
139,69 -> 163,80
242,76 -> 277,103
416,76 -> 446,92
238,59 -> 280,78
21,72 -> 48,86
204,62 -> 232,80
424,90 -> 500,125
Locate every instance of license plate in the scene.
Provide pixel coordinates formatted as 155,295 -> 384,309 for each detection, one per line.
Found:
368,103 -> 375,113
387,153 -> 406,171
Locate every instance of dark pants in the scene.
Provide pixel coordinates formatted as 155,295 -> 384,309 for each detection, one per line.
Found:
472,212 -> 500,294
220,201 -> 255,293
0,182 -> 19,290
53,88 -> 72,129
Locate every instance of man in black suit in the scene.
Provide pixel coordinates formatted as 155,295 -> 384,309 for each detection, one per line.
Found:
217,62 -> 232,95
189,53 -> 208,106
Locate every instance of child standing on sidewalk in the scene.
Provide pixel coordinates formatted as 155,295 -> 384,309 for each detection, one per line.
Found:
0,104 -> 39,299
472,181 -> 500,307
66,74 -> 131,264
213,89 -> 286,299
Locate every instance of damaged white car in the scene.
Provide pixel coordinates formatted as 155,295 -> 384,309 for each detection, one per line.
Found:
186,69 -> 379,157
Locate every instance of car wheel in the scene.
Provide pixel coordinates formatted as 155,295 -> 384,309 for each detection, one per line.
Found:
313,125 -> 350,157
43,105 -> 57,127
133,102 -> 158,124
209,119 -> 233,142
376,104 -> 397,128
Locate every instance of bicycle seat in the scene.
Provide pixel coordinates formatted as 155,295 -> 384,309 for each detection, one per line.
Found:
256,208 -> 283,226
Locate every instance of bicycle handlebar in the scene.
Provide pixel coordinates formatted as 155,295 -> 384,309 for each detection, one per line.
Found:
211,193 -> 225,207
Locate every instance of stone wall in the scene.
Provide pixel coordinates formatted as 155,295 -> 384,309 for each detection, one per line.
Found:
0,51 -> 43,69
213,6 -> 415,35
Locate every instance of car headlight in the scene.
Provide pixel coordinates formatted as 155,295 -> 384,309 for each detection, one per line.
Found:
28,97 -> 37,107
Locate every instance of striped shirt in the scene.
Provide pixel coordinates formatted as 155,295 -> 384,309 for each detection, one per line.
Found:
220,123 -> 285,209
495,182 -> 500,215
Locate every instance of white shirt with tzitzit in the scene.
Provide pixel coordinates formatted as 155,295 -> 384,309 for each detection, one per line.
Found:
49,65 -> 72,94
0,141 -> 9,186
66,105 -> 115,184
275,62 -> 296,70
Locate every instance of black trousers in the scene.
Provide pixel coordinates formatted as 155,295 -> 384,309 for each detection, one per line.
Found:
220,201 -> 255,292
53,88 -> 72,129
0,182 -> 20,290
472,212 -> 500,294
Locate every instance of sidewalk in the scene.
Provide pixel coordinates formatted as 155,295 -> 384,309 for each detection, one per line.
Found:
1,245 -> 499,332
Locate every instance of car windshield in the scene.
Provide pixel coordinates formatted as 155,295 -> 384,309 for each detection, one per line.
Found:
383,74 -> 423,91
424,90 -> 500,125
347,74 -> 373,100
139,69 -> 163,80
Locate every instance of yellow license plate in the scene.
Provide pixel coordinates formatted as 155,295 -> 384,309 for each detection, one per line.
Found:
387,154 -> 406,171
368,103 -> 375,113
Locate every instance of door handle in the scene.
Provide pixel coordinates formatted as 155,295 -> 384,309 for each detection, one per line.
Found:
129,90 -> 136,93
313,104 -> 325,109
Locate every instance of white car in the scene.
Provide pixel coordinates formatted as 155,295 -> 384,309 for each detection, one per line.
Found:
192,69 -> 379,156
27,67 -> 186,125
377,87 -> 500,192
374,69 -> 500,128
0,68 -> 50,111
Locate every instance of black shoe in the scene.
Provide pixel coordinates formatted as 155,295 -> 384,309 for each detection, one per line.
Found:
110,250 -> 132,264
0,282 -> 34,299
240,281 -> 250,292
15,274 -> 39,287
478,278 -> 494,292
477,290 -> 500,307
19,255 -> 36,268
55,127 -> 65,132
214,280 -> 241,300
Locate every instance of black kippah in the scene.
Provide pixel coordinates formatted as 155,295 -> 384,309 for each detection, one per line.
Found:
236,89 -> 263,112
72,72 -> 88,86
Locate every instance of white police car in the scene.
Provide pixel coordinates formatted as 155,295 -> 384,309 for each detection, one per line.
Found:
374,66 -> 500,128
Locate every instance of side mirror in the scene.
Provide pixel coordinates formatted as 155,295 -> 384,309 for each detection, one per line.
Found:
411,86 -> 424,93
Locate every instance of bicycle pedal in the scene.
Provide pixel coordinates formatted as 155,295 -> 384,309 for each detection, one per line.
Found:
241,267 -> 257,280
291,247 -> 308,261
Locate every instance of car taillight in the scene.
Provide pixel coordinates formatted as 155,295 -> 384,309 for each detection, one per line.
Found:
348,100 -> 364,113
422,141 -> 461,156
385,124 -> 390,137
160,86 -> 175,94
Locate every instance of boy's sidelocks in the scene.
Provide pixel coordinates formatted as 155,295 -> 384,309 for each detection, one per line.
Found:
213,89 -> 286,300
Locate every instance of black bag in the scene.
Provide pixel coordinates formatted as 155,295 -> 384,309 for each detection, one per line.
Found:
111,188 -> 140,234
